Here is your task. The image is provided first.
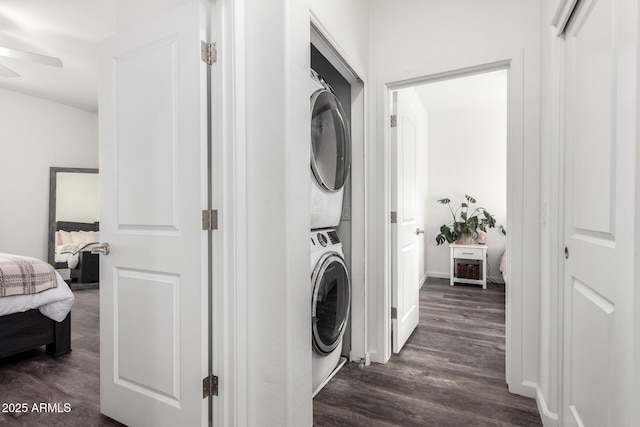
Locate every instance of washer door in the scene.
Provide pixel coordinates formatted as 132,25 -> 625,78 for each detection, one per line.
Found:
310,87 -> 351,192
311,252 -> 351,355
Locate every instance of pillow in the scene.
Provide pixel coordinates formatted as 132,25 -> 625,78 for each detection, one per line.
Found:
86,231 -> 100,242
57,230 -> 72,245
70,230 -> 100,244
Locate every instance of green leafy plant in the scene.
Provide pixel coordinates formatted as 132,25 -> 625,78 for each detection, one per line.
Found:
435,194 -> 506,245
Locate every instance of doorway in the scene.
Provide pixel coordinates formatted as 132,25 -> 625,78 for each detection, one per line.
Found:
373,53 -> 531,397
390,68 -> 508,351
411,69 -> 507,287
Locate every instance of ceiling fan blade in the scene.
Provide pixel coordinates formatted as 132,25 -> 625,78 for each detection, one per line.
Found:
0,46 -> 62,68
0,63 -> 19,78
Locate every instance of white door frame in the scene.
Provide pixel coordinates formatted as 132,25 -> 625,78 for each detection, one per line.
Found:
551,3 -> 571,423
211,0 -> 246,425
372,50 -> 531,396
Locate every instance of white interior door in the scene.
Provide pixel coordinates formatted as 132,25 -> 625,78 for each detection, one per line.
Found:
99,2 -> 212,426
391,91 -> 420,354
562,0 -> 636,424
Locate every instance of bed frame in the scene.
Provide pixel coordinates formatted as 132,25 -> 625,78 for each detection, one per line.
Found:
0,311 -> 71,359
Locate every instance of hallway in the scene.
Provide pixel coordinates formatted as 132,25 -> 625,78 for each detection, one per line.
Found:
313,278 -> 541,426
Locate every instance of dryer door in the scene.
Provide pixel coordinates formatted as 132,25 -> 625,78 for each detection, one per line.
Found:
310,88 -> 351,192
311,252 -> 351,355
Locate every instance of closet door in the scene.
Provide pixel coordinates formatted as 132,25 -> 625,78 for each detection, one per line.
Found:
99,1 -> 213,426
562,0 -> 637,424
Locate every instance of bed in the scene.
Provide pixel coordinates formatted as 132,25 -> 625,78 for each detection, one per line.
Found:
0,253 -> 75,359
54,221 -> 100,284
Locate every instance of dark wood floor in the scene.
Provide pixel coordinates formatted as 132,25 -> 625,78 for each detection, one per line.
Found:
0,279 -> 541,426
0,289 -> 122,426
313,278 -> 542,426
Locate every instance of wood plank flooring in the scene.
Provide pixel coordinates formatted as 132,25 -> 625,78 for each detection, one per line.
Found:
0,289 -> 123,426
313,278 -> 542,426
0,279 -> 542,426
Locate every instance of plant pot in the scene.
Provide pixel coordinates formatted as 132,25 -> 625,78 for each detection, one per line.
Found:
457,233 -> 473,245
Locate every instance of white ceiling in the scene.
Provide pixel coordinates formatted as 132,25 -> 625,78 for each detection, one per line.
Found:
0,0 -> 116,112
412,69 -> 508,114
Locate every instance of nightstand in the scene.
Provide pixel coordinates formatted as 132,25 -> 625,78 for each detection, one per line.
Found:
449,243 -> 487,289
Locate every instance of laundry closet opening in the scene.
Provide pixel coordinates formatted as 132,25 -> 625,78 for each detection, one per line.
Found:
387,66 -> 515,378
309,42 -> 353,396
309,21 -> 367,396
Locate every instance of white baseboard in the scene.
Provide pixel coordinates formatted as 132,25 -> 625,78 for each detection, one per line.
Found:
521,381 -> 558,426
419,272 -> 428,287
426,271 -> 449,279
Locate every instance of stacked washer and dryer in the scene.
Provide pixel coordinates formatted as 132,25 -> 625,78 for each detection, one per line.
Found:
309,69 -> 352,397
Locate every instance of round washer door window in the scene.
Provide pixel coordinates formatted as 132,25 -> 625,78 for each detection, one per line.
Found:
312,252 -> 350,355
310,89 -> 351,192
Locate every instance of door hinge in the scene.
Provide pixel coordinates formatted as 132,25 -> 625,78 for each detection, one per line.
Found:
390,211 -> 397,223
203,374 -> 218,398
201,41 -> 217,65
390,114 -> 397,128
202,209 -> 218,231
391,307 -> 398,319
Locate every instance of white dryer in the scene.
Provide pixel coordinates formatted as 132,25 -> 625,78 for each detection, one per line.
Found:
310,229 -> 350,396
310,70 -> 351,230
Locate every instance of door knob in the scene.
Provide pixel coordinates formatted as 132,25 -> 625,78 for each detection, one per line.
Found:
91,242 -> 110,255
564,246 -> 569,259
416,228 -> 425,235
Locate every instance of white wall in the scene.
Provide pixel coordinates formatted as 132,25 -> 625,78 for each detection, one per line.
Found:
368,0 -> 540,396
242,1 -> 311,425
116,0 -> 192,31
0,88 -> 98,260
426,105 -> 507,281
309,0 -> 369,76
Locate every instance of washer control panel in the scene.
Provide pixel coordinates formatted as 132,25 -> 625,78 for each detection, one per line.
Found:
310,229 -> 341,248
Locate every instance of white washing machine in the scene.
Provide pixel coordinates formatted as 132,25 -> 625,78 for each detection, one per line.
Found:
310,69 -> 351,230
310,228 -> 350,396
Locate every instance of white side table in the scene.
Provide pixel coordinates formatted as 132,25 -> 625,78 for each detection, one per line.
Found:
449,244 -> 488,289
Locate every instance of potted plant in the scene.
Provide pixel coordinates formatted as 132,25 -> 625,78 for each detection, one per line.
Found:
435,194 -> 506,245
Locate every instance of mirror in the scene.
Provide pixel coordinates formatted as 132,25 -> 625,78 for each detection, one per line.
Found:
48,167 -> 99,284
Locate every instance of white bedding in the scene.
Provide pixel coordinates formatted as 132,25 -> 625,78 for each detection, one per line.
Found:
55,250 -> 80,269
55,243 -> 100,269
0,272 -> 75,322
